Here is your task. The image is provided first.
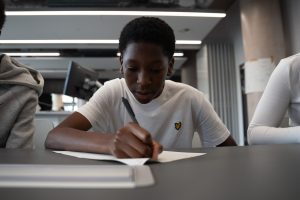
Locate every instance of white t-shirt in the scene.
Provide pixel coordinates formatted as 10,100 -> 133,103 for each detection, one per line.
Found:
78,78 -> 230,148
248,53 -> 300,145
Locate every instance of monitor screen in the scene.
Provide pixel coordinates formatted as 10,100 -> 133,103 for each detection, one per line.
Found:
63,61 -> 99,100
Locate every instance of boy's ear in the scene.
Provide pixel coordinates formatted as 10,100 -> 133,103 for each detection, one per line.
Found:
119,56 -> 124,74
119,55 -> 123,65
167,57 -> 174,76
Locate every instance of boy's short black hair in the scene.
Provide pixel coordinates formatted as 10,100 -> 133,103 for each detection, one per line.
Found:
0,0 -> 5,30
118,17 -> 175,60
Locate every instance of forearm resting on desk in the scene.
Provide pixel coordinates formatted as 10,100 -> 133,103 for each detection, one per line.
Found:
248,125 -> 300,145
45,112 -> 161,158
45,127 -> 162,159
45,128 -> 113,154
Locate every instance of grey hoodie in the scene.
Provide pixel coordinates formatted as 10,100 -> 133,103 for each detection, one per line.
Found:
0,54 -> 44,148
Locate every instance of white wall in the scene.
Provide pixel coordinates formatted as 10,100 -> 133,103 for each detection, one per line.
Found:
200,0 -> 245,145
194,0 -> 300,145
281,0 -> 300,55
204,1 -> 245,68
196,45 -> 209,98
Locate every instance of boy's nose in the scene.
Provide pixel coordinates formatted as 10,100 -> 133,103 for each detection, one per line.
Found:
137,71 -> 151,86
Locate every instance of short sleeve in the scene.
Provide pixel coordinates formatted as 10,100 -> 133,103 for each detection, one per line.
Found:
194,93 -> 230,147
77,82 -> 112,132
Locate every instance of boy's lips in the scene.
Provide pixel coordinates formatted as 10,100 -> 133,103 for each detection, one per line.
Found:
136,91 -> 151,95
134,91 -> 153,103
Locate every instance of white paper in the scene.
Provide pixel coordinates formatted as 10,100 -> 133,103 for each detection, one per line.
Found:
53,151 -> 205,166
157,151 -> 205,163
53,151 -> 149,166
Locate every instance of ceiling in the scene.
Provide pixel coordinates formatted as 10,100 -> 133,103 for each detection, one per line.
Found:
4,0 -> 235,10
0,0 -> 235,80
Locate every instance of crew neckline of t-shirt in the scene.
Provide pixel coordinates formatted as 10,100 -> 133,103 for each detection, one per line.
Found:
121,78 -> 169,109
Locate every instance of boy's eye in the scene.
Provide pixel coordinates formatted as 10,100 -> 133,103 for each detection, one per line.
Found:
151,68 -> 162,73
127,67 -> 138,72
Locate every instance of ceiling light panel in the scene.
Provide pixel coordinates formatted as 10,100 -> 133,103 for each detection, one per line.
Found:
0,40 -> 201,45
4,52 -> 60,57
6,11 -> 226,18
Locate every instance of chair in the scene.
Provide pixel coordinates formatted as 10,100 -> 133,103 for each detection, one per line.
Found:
34,119 -> 54,149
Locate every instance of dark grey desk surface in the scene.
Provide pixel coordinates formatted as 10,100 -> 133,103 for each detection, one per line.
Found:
1,145 -> 300,200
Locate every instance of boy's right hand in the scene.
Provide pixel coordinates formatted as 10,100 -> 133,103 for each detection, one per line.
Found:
151,140 -> 163,161
109,122 -> 162,158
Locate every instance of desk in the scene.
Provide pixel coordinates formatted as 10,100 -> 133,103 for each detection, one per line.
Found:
1,145 -> 300,200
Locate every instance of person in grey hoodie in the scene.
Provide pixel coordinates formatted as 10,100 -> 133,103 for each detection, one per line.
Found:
0,0 -> 44,148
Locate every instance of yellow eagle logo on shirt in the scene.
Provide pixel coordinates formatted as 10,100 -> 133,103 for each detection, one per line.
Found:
174,122 -> 182,130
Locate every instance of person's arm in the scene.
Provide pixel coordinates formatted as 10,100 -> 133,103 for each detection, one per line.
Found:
217,135 -> 236,146
195,94 -> 236,147
45,112 -> 162,159
247,58 -> 300,145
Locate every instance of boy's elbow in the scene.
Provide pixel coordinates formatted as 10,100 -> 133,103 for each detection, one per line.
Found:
44,128 -> 58,149
217,135 -> 237,146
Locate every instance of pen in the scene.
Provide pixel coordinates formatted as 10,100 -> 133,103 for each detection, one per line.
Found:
122,97 -> 139,124
122,97 -> 155,157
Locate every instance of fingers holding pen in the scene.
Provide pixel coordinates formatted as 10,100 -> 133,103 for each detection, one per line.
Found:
111,142 -> 142,158
110,137 -> 163,159
125,123 -> 165,160
110,124 -> 153,158
151,140 -> 163,160
126,122 -> 153,145
109,123 -> 165,159
120,98 -> 156,158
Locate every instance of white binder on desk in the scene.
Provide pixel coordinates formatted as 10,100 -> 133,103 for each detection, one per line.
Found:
0,164 -> 154,188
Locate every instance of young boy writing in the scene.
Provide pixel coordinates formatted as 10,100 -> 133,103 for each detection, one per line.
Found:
45,17 -> 236,158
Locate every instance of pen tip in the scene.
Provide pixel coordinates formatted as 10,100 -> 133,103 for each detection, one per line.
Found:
122,97 -> 127,103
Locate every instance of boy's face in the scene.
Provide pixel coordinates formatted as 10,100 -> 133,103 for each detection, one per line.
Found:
120,42 -> 174,104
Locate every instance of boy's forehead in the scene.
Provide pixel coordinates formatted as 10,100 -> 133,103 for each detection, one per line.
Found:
123,42 -> 164,55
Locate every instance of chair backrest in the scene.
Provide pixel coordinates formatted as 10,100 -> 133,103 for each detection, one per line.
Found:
34,119 -> 54,149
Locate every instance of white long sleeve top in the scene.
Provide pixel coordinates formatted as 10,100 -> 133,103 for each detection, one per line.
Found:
248,53 -> 300,145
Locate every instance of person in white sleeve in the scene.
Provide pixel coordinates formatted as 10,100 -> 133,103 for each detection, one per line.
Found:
248,53 -> 300,145
45,17 -> 236,159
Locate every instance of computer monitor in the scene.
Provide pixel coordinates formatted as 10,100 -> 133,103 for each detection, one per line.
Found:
63,61 -> 101,100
